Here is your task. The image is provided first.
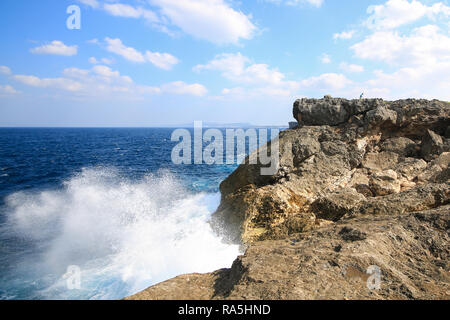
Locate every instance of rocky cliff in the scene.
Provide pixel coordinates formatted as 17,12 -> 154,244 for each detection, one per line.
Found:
128,97 -> 449,300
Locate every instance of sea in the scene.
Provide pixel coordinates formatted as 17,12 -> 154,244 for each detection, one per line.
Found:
0,127 -> 280,300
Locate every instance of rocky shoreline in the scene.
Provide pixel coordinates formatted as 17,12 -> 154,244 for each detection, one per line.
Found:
128,97 -> 449,300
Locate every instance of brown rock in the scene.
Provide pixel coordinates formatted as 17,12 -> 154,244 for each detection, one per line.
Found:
129,97 -> 450,301
312,188 -> 366,221
421,129 -> 444,161
432,152 -> 450,170
381,137 -> 417,157
362,152 -> 399,171
394,158 -> 427,181
128,207 -> 450,300
369,170 -> 401,196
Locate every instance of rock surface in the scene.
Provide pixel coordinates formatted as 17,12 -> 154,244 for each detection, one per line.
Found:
129,97 -> 450,300
213,97 -> 449,244
128,206 -> 449,300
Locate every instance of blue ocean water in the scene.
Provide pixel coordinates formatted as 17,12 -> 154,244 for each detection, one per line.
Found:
0,127 -> 275,300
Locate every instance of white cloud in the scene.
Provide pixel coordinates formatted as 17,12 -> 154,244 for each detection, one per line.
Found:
90,57 -> 114,65
103,3 -> 159,22
366,61 -> 450,100
221,85 -> 296,98
195,53 -> 299,97
271,1 -> 450,100
161,81 -> 207,96
104,38 -> 179,69
366,0 -> 450,30
77,0 -> 99,8
105,38 -> 146,63
87,38 -> 100,44
0,66 -> 11,75
309,1 -> 450,101
321,53 -> 331,64
14,75 -> 83,91
194,53 -> 249,79
333,30 -> 355,40
287,0 -> 324,7
0,85 -> 19,95
351,25 -> 450,66
30,41 -> 78,56
145,51 -> 179,70
265,0 -> 324,7
100,58 -> 115,65
11,65 -> 205,98
148,0 -> 256,44
62,67 -> 91,79
340,62 -> 364,73
195,53 -> 294,86
81,0 -> 256,44
300,73 -> 352,91
92,65 -> 127,80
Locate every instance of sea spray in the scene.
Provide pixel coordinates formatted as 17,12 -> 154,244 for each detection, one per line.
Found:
1,167 -> 240,300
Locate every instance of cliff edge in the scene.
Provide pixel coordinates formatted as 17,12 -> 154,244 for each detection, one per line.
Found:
128,97 -> 449,300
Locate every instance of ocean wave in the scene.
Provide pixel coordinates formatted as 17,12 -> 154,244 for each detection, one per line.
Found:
2,167 -> 239,300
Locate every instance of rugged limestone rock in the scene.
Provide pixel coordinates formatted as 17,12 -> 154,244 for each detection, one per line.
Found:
128,206 -> 450,300
214,97 -> 449,244
381,137 -> 417,157
312,188 -> 365,221
369,170 -> 401,196
362,152 -> 399,171
130,97 -> 449,300
394,158 -> 427,181
422,129 -> 447,162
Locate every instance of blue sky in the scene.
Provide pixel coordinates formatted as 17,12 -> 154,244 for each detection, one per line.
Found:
0,0 -> 449,126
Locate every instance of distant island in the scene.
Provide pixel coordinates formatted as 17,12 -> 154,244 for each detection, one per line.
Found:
161,122 -> 288,128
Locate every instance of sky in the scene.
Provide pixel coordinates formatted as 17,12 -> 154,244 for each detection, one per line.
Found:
0,0 -> 449,127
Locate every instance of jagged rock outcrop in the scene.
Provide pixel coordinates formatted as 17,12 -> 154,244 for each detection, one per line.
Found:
129,97 -> 449,300
213,97 -> 449,244
128,206 -> 449,300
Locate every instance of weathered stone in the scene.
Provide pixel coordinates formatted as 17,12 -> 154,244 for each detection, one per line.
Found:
372,169 -> 398,181
394,158 -> 427,181
365,106 -> 397,128
347,169 -> 372,197
129,207 -> 450,300
421,129 -> 444,161
369,170 -> 401,196
362,152 -> 399,171
312,188 -> 366,221
354,184 -> 449,216
381,137 -> 417,157
338,226 -> 367,241
212,184 -> 312,244
292,135 -> 321,166
294,97 -> 450,135
417,164 -> 448,184
399,178 -> 416,192
288,121 -> 298,129
432,152 -> 450,170
214,98 -> 449,246
293,98 -> 350,126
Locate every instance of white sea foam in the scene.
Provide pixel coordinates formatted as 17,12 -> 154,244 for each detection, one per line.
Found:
4,167 -> 240,299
